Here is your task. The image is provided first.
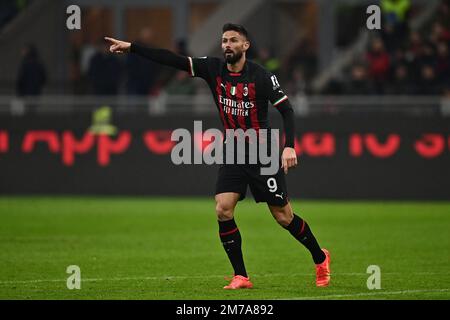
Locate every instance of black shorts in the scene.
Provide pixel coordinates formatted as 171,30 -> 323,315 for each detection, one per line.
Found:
215,163 -> 289,207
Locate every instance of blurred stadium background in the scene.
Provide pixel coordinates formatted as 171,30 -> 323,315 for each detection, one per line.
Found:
0,0 -> 449,300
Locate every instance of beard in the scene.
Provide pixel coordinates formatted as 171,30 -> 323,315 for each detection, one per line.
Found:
223,49 -> 243,64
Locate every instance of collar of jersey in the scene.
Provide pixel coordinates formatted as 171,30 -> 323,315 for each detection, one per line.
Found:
223,60 -> 248,76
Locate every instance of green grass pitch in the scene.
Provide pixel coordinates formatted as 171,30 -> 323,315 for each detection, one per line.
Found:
0,197 -> 448,300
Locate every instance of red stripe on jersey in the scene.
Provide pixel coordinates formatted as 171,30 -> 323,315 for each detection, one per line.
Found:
248,83 -> 260,131
224,82 -> 236,129
235,83 -> 247,130
215,77 -> 230,129
229,73 -> 241,76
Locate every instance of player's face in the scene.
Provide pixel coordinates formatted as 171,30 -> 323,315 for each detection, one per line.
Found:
222,31 -> 249,64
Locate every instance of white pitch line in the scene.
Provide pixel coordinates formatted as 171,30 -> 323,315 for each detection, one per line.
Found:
0,272 -> 446,286
283,289 -> 450,300
0,273 -> 309,285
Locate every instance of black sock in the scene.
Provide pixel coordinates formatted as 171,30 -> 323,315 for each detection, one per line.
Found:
284,214 -> 326,264
218,218 -> 247,277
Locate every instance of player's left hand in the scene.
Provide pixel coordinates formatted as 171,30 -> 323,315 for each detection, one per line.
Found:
281,147 -> 298,174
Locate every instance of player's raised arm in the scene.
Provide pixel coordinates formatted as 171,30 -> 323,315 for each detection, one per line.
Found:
104,36 -> 190,72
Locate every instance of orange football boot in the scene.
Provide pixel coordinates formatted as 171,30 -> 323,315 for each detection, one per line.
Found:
224,275 -> 253,289
315,248 -> 331,287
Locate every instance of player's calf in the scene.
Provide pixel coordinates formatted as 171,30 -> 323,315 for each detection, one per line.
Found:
269,203 -> 294,227
279,211 -> 327,265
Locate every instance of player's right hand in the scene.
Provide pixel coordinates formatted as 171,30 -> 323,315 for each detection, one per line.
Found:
281,147 -> 298,174
104,37 -> 131,54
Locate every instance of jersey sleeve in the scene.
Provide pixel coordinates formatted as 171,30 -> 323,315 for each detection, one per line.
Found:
263,71 -> 289,108
187,57 -> 218,81
263,70 -> 295,148
130,43 -> 190,71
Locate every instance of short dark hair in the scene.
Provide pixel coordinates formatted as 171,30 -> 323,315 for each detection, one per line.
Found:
222,23 -> 249,40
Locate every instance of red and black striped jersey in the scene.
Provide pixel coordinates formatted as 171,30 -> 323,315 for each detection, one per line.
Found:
130,42 -> 295,147
188,57 -> 289,132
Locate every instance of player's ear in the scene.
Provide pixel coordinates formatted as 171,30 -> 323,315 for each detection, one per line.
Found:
243,40 -> 250,51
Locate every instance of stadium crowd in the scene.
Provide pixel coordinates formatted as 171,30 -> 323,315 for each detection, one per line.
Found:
323,0 -> 450,96
11,0 -> 450,98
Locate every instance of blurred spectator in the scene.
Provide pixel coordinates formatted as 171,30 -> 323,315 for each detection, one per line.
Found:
380,22 -> 401,53
154,38 -> 194,97
381,0 -> 410,25
419,42 -> 437,66
390,47 -> 409,69
366,37 -> 390,93
165,71 -> 196,95
323,79 -> 344,95
381,0 -> 410,45
418,65 -> 440,95
430,22 -> 450,45
285,39 -> 317,86
126,27 -> 161,96
407,41 -> 436,84
415,42 -> 437,73
407,31 -> 423,57
286,67 -> 307,96
388,64 -> 415,95
436,42 -> 450,83
403,31 -> 424,82
436,0 -> 450,29
87,40 -> 122,95
16,44 -> 47,96
345,64 -> 374,95
255,47 -> 280,75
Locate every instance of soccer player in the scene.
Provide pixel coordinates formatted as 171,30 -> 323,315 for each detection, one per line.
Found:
105,23 -> 330,289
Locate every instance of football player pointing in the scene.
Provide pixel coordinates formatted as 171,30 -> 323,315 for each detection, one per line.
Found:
105,23 -> 330,289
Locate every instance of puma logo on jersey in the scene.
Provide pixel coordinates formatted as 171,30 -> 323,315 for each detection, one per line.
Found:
275,192 -> 284,199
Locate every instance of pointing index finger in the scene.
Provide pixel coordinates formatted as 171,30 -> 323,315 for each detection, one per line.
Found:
104,37 -> 117,44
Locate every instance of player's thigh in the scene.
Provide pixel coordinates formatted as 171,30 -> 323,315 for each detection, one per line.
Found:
247,165 -> 288,207
215,164 -> 248,200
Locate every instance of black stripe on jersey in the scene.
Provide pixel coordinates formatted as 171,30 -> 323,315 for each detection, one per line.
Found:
215,76 -> 232,130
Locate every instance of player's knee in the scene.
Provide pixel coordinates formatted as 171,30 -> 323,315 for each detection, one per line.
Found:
215,202 -> 234,221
